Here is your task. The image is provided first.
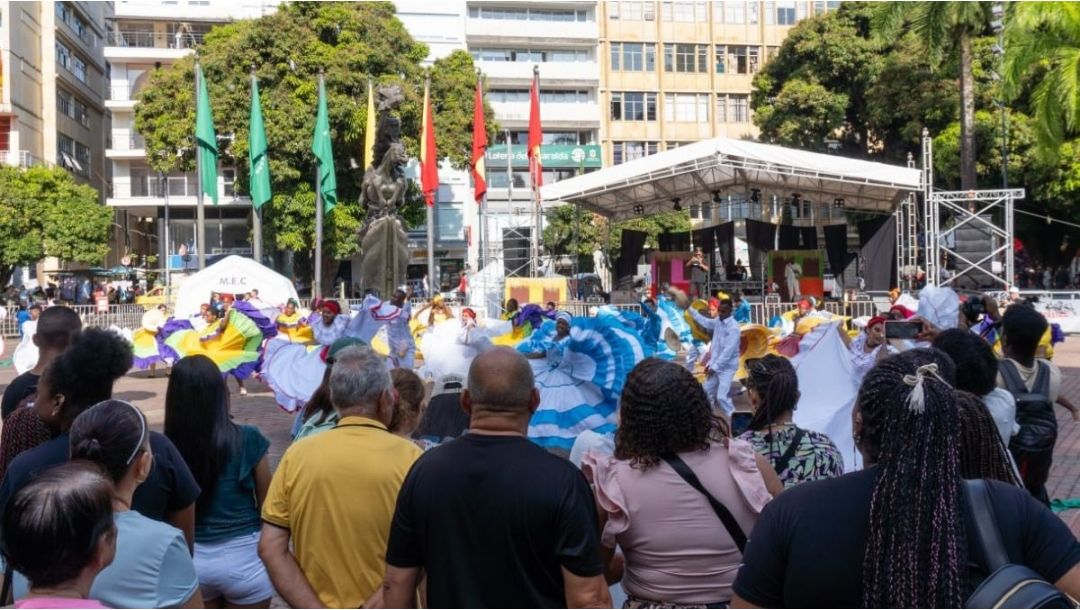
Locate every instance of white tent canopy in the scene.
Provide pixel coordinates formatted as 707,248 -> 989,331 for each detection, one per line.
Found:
174,255 -> 298,319
541,137 -> 922,222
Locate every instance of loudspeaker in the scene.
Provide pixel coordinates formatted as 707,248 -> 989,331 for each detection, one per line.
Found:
503,228 -> 531,278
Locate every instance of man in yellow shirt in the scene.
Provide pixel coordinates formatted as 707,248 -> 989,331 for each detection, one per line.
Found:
258,345 -> 422,608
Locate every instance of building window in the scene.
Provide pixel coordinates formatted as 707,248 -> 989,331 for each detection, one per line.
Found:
609,2 -> 647,20
723,1 -> 746,24
749,2 -> 760,23
223,168 -> 235,197
749,47 -> 761,73
664,93 -> 709,122
472,48 -> 589,63
469,6 -> 587,22
716,95 -> 728,122
731,95 -> 749,123
56,41 -> 71,70
57,90 -> 72,118
662,1 -> 708,22
777,0 -> 797,25
610,42 -> 655,72
610,92 -> 657,121
613,141 -> 659,165
814,0 -> 841,13
664,43 -> 708,73
765,1 -> 775,24
58,133 -> 88,176
489,89 -> 588,103
72,56 -> 87,83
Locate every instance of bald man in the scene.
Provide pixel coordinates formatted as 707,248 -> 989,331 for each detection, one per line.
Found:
376,348 -> 610,609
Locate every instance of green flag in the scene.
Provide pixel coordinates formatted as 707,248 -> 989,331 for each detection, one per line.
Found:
311,77 -> 336,212
195,63 -> 218,205
248,75 -> 271,209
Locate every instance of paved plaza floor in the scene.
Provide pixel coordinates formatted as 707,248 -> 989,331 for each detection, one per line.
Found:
4,335 -> 1080,535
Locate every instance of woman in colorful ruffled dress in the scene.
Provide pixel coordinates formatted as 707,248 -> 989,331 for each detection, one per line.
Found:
518,311 -> 645,455
275,299 -> 314,344
162,302 -> 266,395
131,305 -> 170,377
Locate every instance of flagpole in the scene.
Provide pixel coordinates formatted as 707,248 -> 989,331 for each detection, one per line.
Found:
530,65 -> 540,278
477,70 -> 486,272
314,69 -> 324,299
195,60 -> 206,270
250,66 -> 263,266
424,75 -> 437,301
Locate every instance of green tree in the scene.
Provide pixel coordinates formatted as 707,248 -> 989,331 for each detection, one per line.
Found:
134,2 -> 492,285
1004,2 -> 1080,160
0,166 -> 111,285
752,3 -> 881,155
874,1 -> 994,189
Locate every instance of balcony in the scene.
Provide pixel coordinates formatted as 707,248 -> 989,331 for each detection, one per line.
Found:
478,61 -> 598,85
489,100 -> 600,126
106,84 -> 140,110
106,134 -> 146,159
466,19 -> 596,44
108,173 -> 245,208
104,30 -> 200,61
0,150 -> 47,168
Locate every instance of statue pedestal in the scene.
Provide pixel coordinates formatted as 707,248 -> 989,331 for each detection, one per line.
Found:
360,216 -> 408,299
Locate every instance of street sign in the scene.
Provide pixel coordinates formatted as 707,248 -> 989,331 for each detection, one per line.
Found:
485,144 -> 602,169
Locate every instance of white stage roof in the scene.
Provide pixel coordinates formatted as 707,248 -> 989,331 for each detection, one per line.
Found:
541,138 -> 922,222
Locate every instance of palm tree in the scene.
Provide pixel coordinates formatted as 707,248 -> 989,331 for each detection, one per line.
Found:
1004,2 -> 1080,160
874,2 -> 993,190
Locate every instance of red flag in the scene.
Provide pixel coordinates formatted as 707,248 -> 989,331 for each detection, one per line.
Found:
527,68 -> 542,190
470,75 -> 488,204
420,78 -> 438,207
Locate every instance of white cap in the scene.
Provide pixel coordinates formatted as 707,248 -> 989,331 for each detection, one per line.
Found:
1009,286 -> 1020,294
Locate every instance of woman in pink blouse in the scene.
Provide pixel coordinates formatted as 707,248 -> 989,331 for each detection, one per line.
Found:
584,359 -> 783,609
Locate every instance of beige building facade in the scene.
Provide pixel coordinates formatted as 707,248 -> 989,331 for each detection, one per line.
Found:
598,0 -> 839,165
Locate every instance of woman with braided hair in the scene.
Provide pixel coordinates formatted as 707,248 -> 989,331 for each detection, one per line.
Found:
737,355 -> 843,489
584,358 -> 781,608
955,390 -> 1022,486
732,348 -> 1080,608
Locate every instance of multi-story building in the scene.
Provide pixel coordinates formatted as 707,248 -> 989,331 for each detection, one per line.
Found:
104,0 -> 277,277
598,0 -> 839,166
1,1 -> 118,271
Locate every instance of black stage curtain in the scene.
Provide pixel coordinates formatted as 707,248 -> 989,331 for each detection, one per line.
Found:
823,224 -> 849,277
858,216 -> 897,291
715,222 -> 735,268
615,229 -> 648,283
778,225 -> 818,250
691,227 -> 716,254
658,232 -> 691,252
744,219 -> 777,279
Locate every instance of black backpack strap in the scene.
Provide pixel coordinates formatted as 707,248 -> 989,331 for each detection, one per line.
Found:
662,453 -> 747,553
998,360 -> 1028,396
772,427 -> 806,477
966,479 -> 1010,571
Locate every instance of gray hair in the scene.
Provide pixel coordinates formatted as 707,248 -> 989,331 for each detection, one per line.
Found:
329,346 -> 391,414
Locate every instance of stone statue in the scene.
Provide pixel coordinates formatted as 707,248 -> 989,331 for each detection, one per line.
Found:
358,85 -> 410,299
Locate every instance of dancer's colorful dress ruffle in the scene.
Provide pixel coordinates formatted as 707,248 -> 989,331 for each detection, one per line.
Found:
419,316 -> 512,382
275,311 -> 315,344
517,314 -> 645,454
162,305 -> 269,380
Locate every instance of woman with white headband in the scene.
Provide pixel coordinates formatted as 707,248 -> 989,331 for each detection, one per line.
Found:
10,400 -> 203,609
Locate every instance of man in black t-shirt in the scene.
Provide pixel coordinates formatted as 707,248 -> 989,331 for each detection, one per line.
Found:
377,347 -> 610,609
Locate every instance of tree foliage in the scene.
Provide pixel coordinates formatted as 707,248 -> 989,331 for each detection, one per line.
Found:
1004,2 -> 1080,160
543,205 -> 691,261
133,2 -> 494,281
0,166 -> 111,285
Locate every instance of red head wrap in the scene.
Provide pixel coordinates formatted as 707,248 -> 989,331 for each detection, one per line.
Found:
889,304 -> 914,319
461,307 -> 477,319
321,301 -> 341,315
708,298 -> 721,308
220,294 -> 235,303
867,316 -> 886,329
798,299 -> 811,310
